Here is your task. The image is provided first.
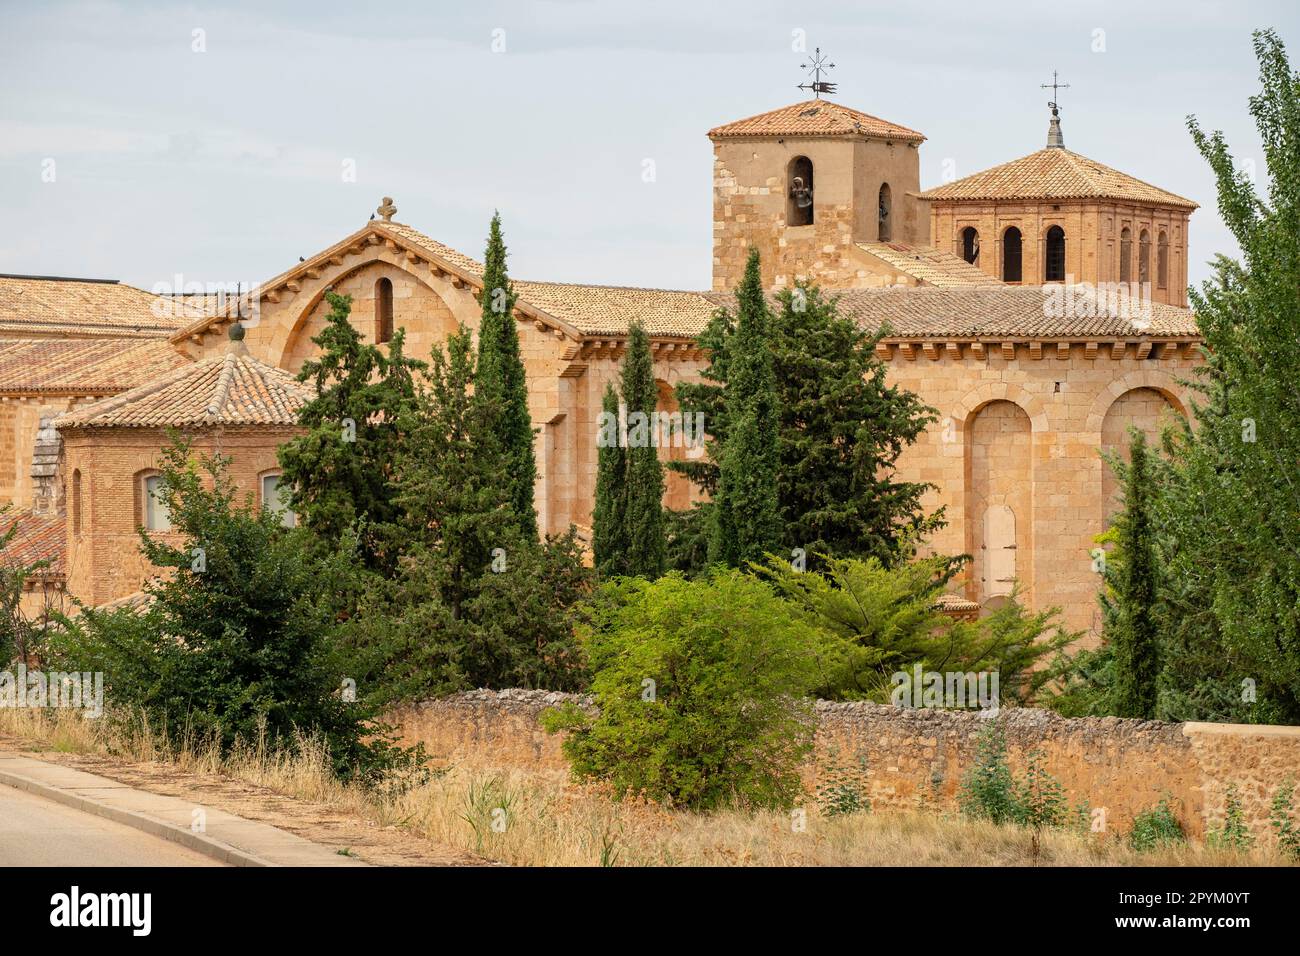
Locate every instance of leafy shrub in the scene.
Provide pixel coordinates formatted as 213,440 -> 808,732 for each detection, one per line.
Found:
759,553 -> 1074,703
1269,778 -> 1300,861
959,719 -> 1071,830
1128,796 -> 1187,851
1206,784 -> 1254,851
959,719 -> 1021,825
47,438 -> 412,784
543,570 -> 828,812
814,753 -> 871,818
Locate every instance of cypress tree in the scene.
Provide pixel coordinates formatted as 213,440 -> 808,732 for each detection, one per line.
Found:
710,248 -> 781,566
278,290 -> 424,574
476,212 -> 538,539
592,383 -> 628,577
1108,429 -> 1161,719
620,321 -> 665,577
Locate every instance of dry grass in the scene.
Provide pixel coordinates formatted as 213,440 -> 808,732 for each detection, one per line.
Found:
0,707 -> 1290,867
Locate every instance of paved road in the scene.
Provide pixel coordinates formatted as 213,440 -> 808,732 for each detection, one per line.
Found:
0,784 -> 227,866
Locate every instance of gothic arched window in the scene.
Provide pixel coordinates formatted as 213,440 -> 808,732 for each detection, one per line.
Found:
961,227 -> 980,265
375,277 -> 393,344
1139,229 -> 1151,286
1044,226 -> 1066,282
1002,227 -> 1023,282
1157,231 -> 1169,289
877,183 -> 892,241
1119,227 -> 1132,283
787,156 -> 814,226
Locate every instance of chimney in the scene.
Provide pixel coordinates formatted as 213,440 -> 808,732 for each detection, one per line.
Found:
30,415 -> 64,517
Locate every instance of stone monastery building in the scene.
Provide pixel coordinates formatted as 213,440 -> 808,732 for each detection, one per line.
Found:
0,95 -> 1201,644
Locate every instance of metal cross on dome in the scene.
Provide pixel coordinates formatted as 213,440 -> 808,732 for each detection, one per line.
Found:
798,47 -> 837,98
1041,70 -> 1070,116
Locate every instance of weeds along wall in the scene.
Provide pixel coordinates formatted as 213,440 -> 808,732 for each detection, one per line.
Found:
389,690 -> 1300,839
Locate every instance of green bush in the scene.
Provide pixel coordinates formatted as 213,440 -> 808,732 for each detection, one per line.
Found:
1128,797 -> 1187,851
48,438 -> 412,784
814,753 -> 871,818
1206,784 -> 1255,851
543,570 -> 828,812
1269,778 -> 1299,861
959,719 -> 1070,831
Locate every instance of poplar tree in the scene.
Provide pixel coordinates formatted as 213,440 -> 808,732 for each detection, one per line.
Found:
476,212 -> 538,539
1106,430 -> 1161,719
619,321 -> 665,577
709,249 -> 782,566
592,383 -> 628,577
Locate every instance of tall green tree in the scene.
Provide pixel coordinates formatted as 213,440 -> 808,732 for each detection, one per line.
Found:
709,248 -> 782,566
673,277 -> 938,571
1153,29 -> 1300,723
277,290 -> 424,574
1106,430 -> 1161,719
619,321 -> 665,577
591,382 -> 628,577
475,212 -> 538,539
351,324 -> 592,699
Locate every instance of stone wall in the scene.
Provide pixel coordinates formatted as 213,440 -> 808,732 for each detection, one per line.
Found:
390,690 -> 1300,839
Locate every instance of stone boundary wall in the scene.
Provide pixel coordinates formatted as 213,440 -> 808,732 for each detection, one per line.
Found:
389,690 -> 1300,839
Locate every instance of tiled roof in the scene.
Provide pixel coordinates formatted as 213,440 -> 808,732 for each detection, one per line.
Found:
0,275 -> 189,337
919,148 -> 1197,209
0,339 -> 191,395
513,281 -> 716,337
857,242 -> 1003,288
816,286 -> 1200,339
381,223 -> 485,275
708,100 -> 925,143
3,509 -> 65,577
523,280 -> 1196,341
95,590 -> 155,613
56,343 -> 313,429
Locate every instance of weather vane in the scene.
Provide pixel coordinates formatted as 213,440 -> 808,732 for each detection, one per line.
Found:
1041,69 -> 1070,116
798,47 -> 837,99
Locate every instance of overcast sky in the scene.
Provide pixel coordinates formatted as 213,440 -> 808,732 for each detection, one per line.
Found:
1,0 -> 1294,295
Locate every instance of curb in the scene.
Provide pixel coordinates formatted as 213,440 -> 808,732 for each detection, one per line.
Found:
0,765 -> 274,867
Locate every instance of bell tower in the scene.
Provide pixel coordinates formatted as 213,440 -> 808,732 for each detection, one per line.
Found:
708,94 -> 929,291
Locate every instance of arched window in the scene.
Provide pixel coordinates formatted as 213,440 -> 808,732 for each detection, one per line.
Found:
787,156 -> 814,226
877,183 -> 892,241
138,471 -> 171,532
375,277 -> 393,344
260,472 -> 297,528
1157,231 -> 1169,289
1119,228 -> 1132,283
961,227 -> 980,265
71,469 -> 82,536
1138,229 -> 1151,286
1002,227 -> 1022,282
1044,225 -> 1066,282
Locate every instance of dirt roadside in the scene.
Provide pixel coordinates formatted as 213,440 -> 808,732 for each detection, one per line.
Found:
0,735 -> 489,868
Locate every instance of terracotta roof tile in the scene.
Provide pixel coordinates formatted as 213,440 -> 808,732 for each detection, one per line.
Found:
708,100 -> 925,143
809,286 -> 1200,338
56,344 -> 313,429
512,281 -> 716,337
856,242 -> 1003,288
380,223 -> 485,275
0,339 -> 191,395
3,508 -> 65,576
0,276 -> 191,337
919,148 -> 1197,209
